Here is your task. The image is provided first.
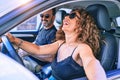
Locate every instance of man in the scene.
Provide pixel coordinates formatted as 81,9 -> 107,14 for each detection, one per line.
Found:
34,8 -> 57,46
29,8 -> 57,66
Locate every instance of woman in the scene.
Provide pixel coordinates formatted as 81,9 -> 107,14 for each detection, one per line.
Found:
6,8 -> 107,80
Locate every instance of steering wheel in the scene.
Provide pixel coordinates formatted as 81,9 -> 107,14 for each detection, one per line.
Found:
1,35 -> 24,66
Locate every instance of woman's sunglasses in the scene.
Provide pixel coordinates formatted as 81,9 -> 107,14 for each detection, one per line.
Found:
66,13 -> 80,19
40,14 -> 50,18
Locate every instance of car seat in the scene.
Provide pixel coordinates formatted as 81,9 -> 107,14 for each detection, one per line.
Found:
86,4 -> 117,71
54,10 -> 67,30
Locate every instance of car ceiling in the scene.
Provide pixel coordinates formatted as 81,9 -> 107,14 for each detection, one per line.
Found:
56,0 -> 120,18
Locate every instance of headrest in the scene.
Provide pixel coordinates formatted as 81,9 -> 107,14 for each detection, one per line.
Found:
86,4 -> 111,31
54,10 -> 67,30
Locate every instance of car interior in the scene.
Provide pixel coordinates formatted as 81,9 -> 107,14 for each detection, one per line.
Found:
0,0 -> 120,80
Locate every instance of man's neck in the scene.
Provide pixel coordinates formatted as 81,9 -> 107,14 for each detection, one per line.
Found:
44,24 -> 54,29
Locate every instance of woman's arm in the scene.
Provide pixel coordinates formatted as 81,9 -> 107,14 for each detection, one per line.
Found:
6,33 -> 61,56
78,44 -> 107,80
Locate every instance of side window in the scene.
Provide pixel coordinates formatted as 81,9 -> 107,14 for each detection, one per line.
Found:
113,16 -> 120,35
17,16 -> 37,30
11,14 -> 41,31
116,17 -> 120,27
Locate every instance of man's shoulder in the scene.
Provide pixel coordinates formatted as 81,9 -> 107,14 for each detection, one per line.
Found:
49,25 -> 57,32
52,25 -> 57,31
39,25 -> 57,35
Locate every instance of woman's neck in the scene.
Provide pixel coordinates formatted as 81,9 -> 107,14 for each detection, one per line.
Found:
65,33 -> 79,44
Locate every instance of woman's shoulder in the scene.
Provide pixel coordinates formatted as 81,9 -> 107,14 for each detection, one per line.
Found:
78,43 -> 91,49
77,43 -> 93,55
77,43 -> 95,62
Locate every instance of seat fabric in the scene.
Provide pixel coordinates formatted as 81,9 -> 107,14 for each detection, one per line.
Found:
86,4 -> 117,71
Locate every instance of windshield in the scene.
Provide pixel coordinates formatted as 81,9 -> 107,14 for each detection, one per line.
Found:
0,0 -> 31,17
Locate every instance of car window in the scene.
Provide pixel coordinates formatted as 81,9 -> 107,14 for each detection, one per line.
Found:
11,14 -> 41,31
116,17 -> 120,27
59,8 -> 71,13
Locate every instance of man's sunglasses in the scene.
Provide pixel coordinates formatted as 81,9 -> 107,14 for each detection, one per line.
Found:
66,13 -> 80,19
40,14 -> 50,18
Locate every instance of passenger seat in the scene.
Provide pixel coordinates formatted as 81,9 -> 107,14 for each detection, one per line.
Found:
54,10 -> 67,30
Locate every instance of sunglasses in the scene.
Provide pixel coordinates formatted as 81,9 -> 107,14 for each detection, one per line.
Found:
40,14 -> 50,18
66,13 -> 80,19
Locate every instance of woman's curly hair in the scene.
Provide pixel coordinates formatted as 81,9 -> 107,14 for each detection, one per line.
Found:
55,8 -> 100,58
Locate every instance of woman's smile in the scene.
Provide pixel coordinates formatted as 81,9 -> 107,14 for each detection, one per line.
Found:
63,19 -> 69,26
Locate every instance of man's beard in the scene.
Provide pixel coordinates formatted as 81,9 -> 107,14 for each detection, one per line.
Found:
43,20 -> 53,28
